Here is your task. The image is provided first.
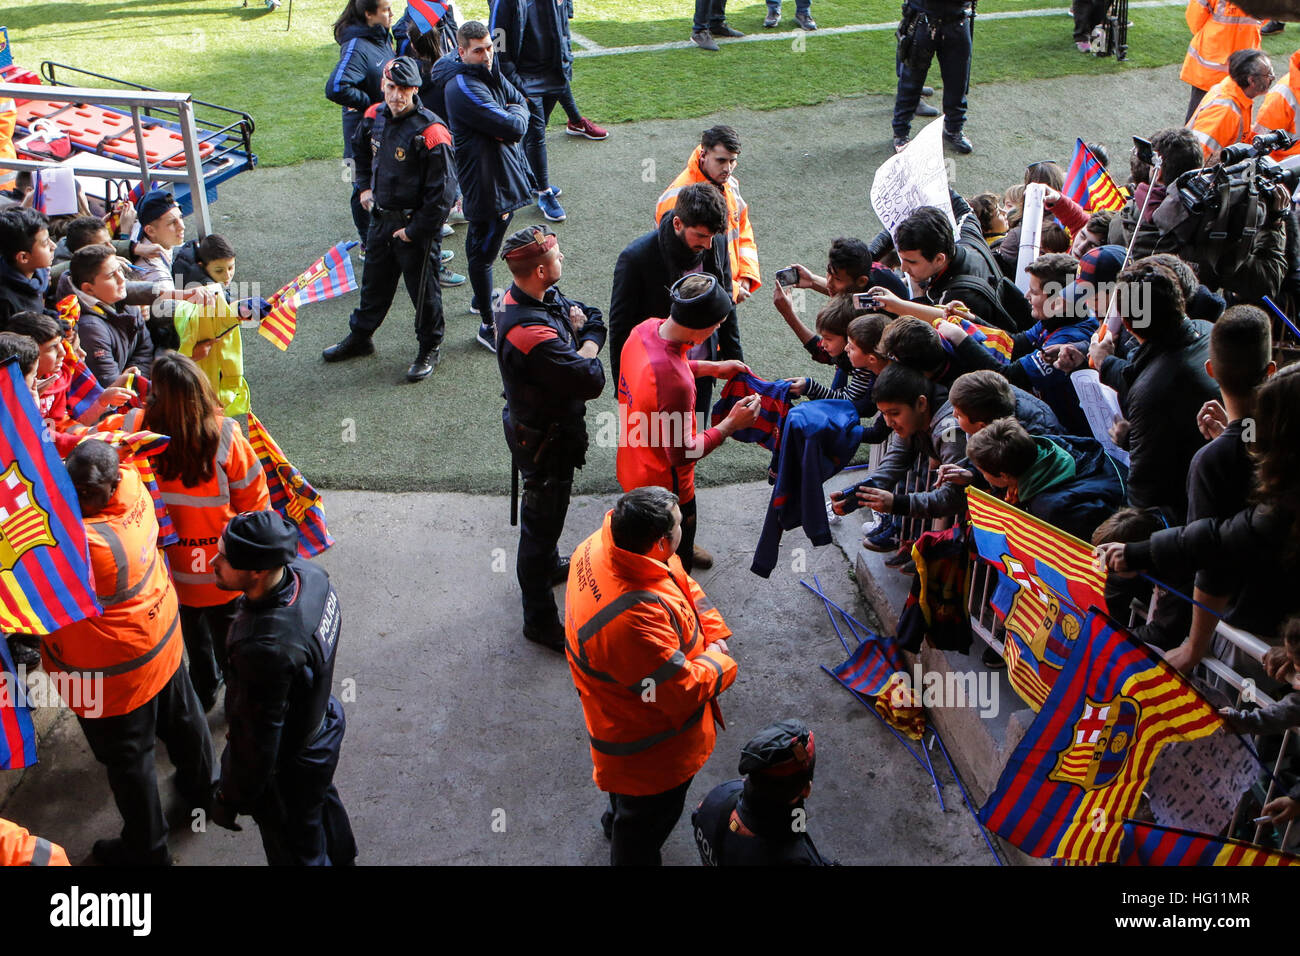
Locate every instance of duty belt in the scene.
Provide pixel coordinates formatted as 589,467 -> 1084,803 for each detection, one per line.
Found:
372,204 -> 416,217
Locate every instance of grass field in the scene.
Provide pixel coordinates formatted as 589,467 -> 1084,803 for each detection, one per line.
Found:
6,0 -> 1294,167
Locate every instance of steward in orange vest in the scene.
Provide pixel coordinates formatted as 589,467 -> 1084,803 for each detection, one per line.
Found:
654,126 -> 762,304
1255,48 -> 1300,159
565,488 -> 738,865
46,440 -> 215,867
1186,50 -> 1275,162
127,352 -> 271,711
0,818 -> 70,866
1181,0 -> 1263,111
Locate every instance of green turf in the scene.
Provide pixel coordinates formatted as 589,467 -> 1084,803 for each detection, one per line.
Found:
6,1 -> 1293,166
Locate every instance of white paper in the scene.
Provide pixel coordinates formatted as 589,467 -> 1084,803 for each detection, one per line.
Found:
1014,182 -> 1045,293
1148,730 -> 1258,837
870,118 -> 956,240
34,167 -> 79,217
1070,368 -> 1129,466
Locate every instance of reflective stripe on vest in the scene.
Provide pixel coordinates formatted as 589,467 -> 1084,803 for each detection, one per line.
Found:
588,703 -> 707,756
1186,46 -> 1226,74
43,610 -> 179,679
86,522 -> 161,606
29,838 -> 52,866
1209,0 -> 1259,24
159,418 -> 238,508
1259,82 -> 1300,137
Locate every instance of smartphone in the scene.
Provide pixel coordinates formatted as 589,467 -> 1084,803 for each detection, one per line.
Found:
775,266 -> 799,287
853,292 -> 881,312
1132,136 -> 1155,167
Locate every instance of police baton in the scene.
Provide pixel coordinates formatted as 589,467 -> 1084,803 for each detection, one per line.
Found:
412,233 -> 435,345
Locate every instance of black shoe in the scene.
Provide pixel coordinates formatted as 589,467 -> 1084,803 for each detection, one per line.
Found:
601,809 -> 614,840
711,21 -> 746,37
523,618 -> 566,653
197,677 -> 224,714
943,130 -> 973,154
691,29 -> 720,50
6,636 -> 39,668
884,545 -> 914,568
550,557 -> 571,587
794,12 -> 817,29
406,348 -> 440,382
322,332 -> 374,362
914,100 -> 940,117
1262,19 -> 1284,34
982,645 -> 1007,670
921,85 -> 935,97
893,136 -> 911,153
92,837 -> 172,867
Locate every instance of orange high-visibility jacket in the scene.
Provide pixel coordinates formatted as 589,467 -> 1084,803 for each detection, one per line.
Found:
41,466 -> 183,719
1180,0 -> 1262,92
1255,49 -> 1300,159
123,410 -> 269,607
0,818 -> 70,866
1187,74 -> 1256,161
0,97 -> 15,190
654,149 -> 761,302
565,512 -> 737,796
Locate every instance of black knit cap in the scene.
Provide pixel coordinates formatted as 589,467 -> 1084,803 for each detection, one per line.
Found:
222,511 -> 299,570
668,273 -> 731,330
136,189 -> 177,228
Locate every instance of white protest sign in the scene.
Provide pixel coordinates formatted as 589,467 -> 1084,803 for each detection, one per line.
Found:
870,118 -> 955,239
34,167 -> 79,217
1071,368 -> 1129,466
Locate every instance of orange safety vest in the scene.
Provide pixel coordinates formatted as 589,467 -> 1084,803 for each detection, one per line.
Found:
1187,74 -> 1256,162
41,466 -> 183,719
565,512 -> 737,797
0,97 -> 15,190
1255,48 -> 1300,159
654,149 -> 761,303
0,818 -> 70,866
1179,0 -> 1262,92
123,410 -> 269,607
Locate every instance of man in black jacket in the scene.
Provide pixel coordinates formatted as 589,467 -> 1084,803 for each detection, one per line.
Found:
892,0 -> 974,153
496,226 -> 605,652
323,56 -> 457,381
210,512 -> 357,867
609,182 -> 741,415
442,21 -> 536,352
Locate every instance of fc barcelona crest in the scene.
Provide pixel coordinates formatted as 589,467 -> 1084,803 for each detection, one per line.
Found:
395,147 -> 406,161
0,463 -> 56,573
1049,694 -> 1140,790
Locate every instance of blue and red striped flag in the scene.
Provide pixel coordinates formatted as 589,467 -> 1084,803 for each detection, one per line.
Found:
81,430 -> 178,548
980,612 -> 1223,863
1118,820 -> 1300,866
0,634 -> 37,770
947,315 -> 1013,364
60,343 -> 104,422
406,0 -> 450,33
247,412 -> 333,558
709,372 -> 793,452
1063,139 -> 1125,213
0,357 -> 101,636
831,630 -> 925,740
260,241 -> 359,352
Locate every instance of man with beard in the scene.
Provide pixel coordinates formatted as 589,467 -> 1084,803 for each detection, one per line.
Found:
610,182 -> 741,422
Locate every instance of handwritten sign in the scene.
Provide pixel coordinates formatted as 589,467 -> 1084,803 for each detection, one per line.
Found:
870,118 -> 955,239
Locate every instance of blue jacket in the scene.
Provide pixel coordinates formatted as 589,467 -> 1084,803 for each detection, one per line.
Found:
0,258 -> 50,324
1005,315 -> 1098,437
752,400 -> 864,578
326,22 -> 394,156
490,0 -> 574,95
440,56 -> 535,220
1019,434 -> 1128,542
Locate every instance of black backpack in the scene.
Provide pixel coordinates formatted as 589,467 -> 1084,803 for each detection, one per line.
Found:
942,271 -> 1033,333
1154,163 -> 1269,283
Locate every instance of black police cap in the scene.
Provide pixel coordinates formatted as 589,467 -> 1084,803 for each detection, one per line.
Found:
383,56 -> 423,89
738,718 -> 816,777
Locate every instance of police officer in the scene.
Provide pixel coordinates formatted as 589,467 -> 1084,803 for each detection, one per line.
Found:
496,225 -> 605,651
209,512 -> 357,866
892,0 -> 975,155
692,719 -> 833,866
323,55 -> 458,382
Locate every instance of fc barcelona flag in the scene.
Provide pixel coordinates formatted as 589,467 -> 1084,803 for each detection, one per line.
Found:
1118,820 -> 1300,867
0,631 -> 38,770
831,631 -> 926,740
246,413 -> 334,558
60,342 -> 104,422
260,241 -> 359,352
0,358 -> 101,635
82,430 -> 178,549
979,613 -> 1222,863
1063,139 -> 1125,213
941,316 -> 1013,364
968,487 -> 1101,709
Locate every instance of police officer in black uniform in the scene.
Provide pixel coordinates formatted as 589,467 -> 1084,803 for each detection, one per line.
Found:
892,0 -> 976,155
692,719 -> 833,866
209,512 -> 357,866
496,226 -> 606,652
323,55 -> 458,382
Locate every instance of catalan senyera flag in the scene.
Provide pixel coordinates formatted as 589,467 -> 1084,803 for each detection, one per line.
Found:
406,0 -> 450,33
831,631 -> 925,740
0,631 -> 38,770
0,358 -> 101,636
1119,820 -> 1300,867
259,241 -> 359,351
968,487 -> 1103,710
246,413 -> 333,558
1064,139 -> 1125,213
104,178 -> 150,237
980,612 -> 1223,863
81,429 -> 177,548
